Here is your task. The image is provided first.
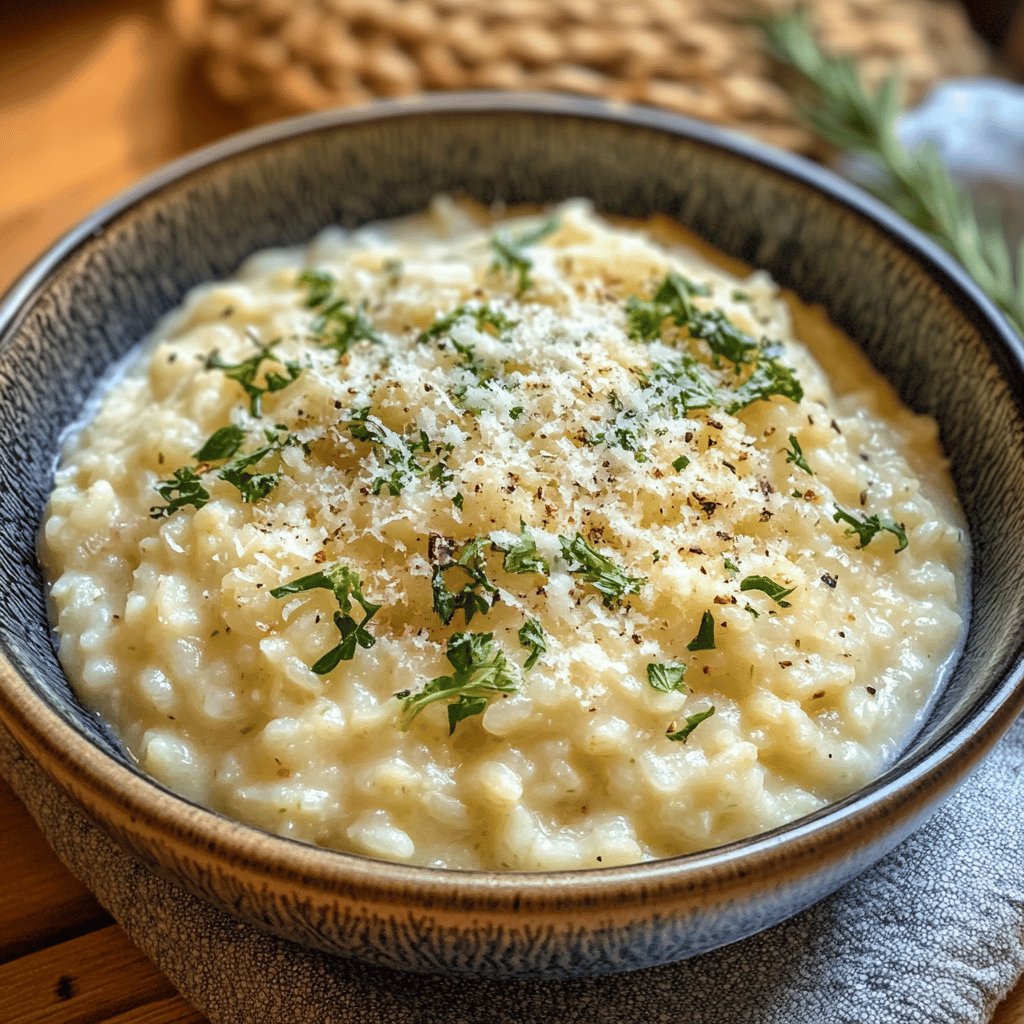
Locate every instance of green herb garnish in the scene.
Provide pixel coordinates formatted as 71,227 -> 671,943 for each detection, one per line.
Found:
318,304 -> 380,359
490,217 -> 560,294
206,342 -> 303,418
418,304 -> 518,345
623,276 -> 803,415
194,424 -> 246,461
298,269 -> 383,358
626,276 -> 757,366
296,268 -> 335,308
785,434 -> 813,474
724,351 -> 804,413
151,424 -> 296,516
740,575 -> 796,607
430,536 -> 496,626
625,272 -> 710,341
687,611 -> 716,651
761,11 -> 1024,336
492,522 -> 549,576
672,454 -> 691,472
271,563 -> 380,673
518,618 -> 547,670
347,408 -> 440,496
645,357 -> 720,417
647,662 -> 688,693
150,467 -> 210,519
217,431 -> 289,504
666,706 -> 716,742
588,419 -> 649,462
558,533 -> 647,608
833,506 -> 908,552
399,631 -> 519,733
687,309 -> 759,367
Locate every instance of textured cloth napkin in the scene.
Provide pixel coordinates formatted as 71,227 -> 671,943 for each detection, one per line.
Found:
2,715 -> 1022,1024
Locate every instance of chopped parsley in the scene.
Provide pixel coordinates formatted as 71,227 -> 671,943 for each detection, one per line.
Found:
218,425 -> 297,504
740,575 -> 796,607
589,359 -> 719,461
417,304 -> 517,345
833,506 -> 908,553
625,272 -> 709,341
624,278 -> 803,414
785,434 -> 813,474
644,357 -> 719,417
151,424 -> 296,517
427,458 -> 454,490
398,631 -> 518,734
430,536 -> 496,626
194,424 -> 246,461
587,420 -> 649,463
205,341 -> 302,418
724,351 -> 804,413
558,533 -> 647,608
723,556 -> 739,575
296,268 -> 335,307
490,217 -> 560,294
346,408 -> 449,497
491,522 -> 549,576
518,618 -> 546,670
647,662 -> 687,693
270,563 -> 380,673
626,275 -> 757,366
687,309 -> 759,367
150,466 -> 209,519
298,269 -> 383,358
687,611 -> 716,651
510,405 -> 524,420
672,454 -> 691,472
666,706 -> 716,742
448,336 -> 497,386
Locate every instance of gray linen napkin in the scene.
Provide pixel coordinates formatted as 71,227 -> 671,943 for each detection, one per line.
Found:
2,715 -> 1022,1024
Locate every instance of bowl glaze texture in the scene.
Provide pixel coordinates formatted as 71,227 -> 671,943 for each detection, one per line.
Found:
2,94 -> 1024,979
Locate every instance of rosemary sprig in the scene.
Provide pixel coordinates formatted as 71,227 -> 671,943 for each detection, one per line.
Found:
760,11 -> 1024,336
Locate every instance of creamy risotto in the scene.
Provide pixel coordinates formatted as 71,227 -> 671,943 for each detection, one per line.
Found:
40,199 -> 967,870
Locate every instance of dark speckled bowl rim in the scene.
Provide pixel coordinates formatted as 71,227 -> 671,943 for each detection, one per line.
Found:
3,92 -> 1024,914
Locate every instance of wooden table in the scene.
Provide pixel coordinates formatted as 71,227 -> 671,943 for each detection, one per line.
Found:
1,2 -> 1022,1021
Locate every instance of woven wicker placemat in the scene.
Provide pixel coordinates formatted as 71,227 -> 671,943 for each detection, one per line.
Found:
171,0 -> 989,153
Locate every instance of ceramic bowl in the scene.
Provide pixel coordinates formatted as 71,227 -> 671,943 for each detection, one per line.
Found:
2,94 -> 1024,980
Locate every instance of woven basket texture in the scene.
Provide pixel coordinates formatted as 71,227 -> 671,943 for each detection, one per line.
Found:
171,0 -> 989,153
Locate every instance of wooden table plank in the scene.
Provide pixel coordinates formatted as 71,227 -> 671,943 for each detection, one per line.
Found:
0,2 -> 1021,1022
101,998 -> 208,1024
0,780 -> 112,964
0,925 -> 182,1024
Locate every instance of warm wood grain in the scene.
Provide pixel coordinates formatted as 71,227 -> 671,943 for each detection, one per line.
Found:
0,0 -> 243,294
102,999 -> 208,1024
0,781 -> 112,964
0,2 -> 1020,1022
0,925 -> 183,1024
